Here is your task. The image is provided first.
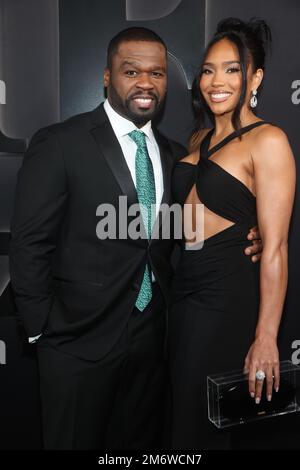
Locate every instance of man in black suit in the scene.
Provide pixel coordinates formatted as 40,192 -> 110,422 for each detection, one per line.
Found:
9,27 -> 185,450
9,27 -> 261,450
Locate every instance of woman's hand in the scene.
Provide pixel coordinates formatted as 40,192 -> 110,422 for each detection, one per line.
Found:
245,225 -> 263,262
244,334 -> 280,403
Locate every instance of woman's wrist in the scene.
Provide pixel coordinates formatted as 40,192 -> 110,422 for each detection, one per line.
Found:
255,328 -> 278,342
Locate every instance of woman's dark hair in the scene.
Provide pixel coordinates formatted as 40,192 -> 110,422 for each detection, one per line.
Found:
192,17 -> 272,135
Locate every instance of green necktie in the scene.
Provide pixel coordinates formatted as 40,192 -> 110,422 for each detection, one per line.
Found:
128,130 -> 156,312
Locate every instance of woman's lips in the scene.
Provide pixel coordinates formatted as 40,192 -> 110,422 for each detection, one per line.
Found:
209,92 -> 232,103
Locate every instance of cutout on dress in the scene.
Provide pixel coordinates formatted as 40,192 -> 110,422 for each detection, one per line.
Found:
183,183 -> 235,248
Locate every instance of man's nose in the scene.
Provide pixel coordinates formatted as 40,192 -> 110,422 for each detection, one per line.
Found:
136,73 -> 154,89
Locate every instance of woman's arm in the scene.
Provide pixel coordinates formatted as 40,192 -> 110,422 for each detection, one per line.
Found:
244,125 -> 296,403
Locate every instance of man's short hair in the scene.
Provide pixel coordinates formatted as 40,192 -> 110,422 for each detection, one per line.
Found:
107,27 -> 167,69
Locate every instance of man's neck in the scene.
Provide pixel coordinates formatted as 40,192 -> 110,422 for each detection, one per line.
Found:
106,99 -> 151,128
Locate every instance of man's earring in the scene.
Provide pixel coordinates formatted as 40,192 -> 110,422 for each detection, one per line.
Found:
250,89 -> 258,108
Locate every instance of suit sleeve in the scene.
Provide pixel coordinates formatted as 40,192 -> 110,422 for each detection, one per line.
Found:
9,128 -> 68,336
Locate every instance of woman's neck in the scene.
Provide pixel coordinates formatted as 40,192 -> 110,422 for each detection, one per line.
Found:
213,108 -> 261,137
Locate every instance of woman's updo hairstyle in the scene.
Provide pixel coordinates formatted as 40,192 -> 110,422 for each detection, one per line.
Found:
192,17 -> 272,135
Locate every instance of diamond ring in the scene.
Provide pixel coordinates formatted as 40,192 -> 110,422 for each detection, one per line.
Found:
255,370 -> 266,381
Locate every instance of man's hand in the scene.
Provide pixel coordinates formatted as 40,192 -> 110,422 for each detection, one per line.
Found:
245,225 -> 263,262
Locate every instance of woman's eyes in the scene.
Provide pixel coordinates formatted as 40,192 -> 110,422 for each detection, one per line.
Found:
201,67 -> 241,75
227,67 -> 241,73
202,69 -> 212,75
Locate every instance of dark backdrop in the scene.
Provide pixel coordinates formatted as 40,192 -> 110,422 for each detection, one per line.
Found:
0,0 -> 299,449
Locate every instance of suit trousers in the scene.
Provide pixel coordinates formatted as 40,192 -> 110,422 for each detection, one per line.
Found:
36,283 -> 167,450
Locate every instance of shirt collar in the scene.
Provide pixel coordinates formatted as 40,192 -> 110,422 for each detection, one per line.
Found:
104,99 -> 153,141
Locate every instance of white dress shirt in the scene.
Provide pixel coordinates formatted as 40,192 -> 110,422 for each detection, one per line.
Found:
29,100 -> 164,343
103,99 -> 164,216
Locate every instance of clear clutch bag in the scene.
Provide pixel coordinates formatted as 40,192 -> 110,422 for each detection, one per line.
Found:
207,360 -> 300,428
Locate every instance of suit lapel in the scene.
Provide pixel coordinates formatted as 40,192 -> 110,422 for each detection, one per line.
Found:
90,105 -> 174,245
90,105 -> 138,208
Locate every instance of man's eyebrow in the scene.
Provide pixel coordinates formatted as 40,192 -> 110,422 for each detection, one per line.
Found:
120,60 -> 166,70
203,60 -> 241,66
121,60 -> 141,67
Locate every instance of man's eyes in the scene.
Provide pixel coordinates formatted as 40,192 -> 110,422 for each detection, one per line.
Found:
125,70 -> 138,76
124,70 -> 164,77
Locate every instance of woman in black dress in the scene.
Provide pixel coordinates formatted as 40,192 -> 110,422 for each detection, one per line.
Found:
169,18 -> 296,449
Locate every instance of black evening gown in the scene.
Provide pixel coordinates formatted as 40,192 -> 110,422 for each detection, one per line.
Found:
169,121 -> 270,449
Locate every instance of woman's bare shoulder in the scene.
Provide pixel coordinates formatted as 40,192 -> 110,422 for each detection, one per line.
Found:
188,128 -> 212,153
251,123 -> 294,163
254,123 -> 289,145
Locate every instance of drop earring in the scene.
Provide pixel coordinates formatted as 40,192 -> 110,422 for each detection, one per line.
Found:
250,89 -> 257,108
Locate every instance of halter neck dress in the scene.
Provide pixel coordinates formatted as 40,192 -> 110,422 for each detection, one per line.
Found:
168,121 -> 270,449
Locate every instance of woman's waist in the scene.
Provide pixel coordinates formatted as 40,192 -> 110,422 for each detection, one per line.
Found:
181,220 -> 255,252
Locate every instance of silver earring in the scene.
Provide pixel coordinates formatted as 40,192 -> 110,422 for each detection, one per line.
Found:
250,89 -> 257,108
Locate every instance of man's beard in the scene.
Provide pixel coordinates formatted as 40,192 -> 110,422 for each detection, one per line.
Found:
108,85 -> 165,127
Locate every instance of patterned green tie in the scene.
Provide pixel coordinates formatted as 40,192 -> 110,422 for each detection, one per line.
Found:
128,130 -> 156,311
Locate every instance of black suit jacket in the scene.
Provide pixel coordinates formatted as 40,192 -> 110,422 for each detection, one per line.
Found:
9,104 -> 186,360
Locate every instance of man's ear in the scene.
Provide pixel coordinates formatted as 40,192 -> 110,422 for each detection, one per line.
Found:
103,68 -> 110,88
